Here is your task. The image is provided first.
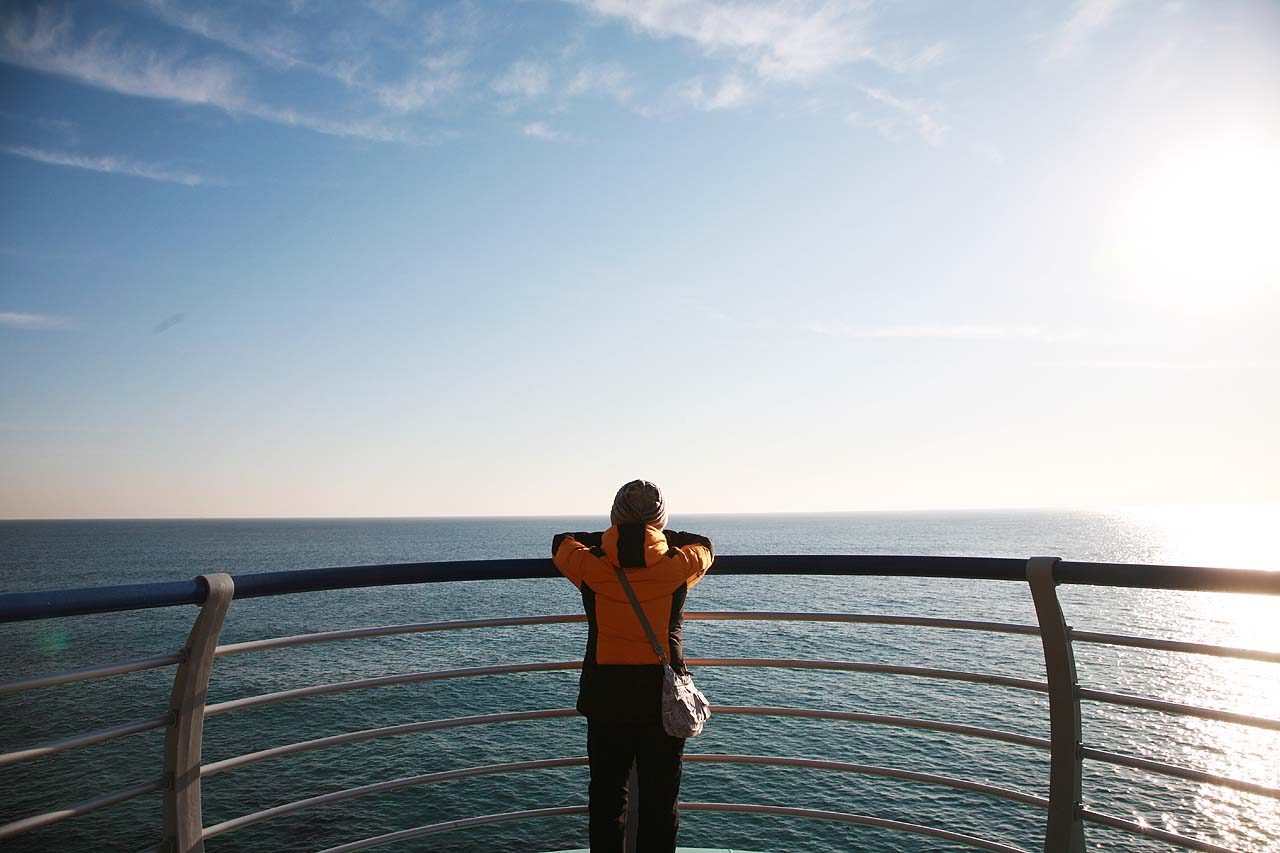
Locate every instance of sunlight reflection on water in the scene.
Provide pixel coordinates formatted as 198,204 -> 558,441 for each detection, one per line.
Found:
1059,504 -> 1279,851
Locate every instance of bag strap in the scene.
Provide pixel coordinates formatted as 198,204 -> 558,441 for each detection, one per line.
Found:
612,566 -> 669,667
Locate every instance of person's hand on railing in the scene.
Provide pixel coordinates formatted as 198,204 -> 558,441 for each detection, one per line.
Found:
663,530 -> 714,558
552,531 -> 604,555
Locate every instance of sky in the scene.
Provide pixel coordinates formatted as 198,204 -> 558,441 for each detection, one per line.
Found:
1,0 -> 1278,519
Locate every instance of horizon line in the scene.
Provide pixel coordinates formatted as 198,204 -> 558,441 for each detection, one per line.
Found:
3,501 -> 1276,523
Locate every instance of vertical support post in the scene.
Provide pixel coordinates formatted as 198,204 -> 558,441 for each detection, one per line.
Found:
624,761 -> 639,853
1026,557 -> 1085,853
162,573 -> 233,853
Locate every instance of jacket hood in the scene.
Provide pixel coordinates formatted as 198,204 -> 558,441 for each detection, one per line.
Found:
601,523 -> 668,569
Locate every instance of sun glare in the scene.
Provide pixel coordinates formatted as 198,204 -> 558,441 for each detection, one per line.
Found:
1108,131 -> 1280,309
1121,503 -> 1280,573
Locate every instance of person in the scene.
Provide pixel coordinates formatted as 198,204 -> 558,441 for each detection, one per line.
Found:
552,480 -> 714,853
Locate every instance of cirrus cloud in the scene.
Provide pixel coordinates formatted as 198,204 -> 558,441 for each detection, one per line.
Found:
569,0 -> 877,81
0,5 -> 398,141
3,145 -> 217,186
492,59 -> 551,98
0,311 -> 77,330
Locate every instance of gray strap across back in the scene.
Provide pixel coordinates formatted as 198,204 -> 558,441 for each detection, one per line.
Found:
612,566 -> 670,667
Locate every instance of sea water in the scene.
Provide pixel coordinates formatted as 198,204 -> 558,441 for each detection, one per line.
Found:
0,508 -> 1277,852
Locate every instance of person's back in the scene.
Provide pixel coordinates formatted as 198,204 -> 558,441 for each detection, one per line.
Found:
552,480 -> 714,852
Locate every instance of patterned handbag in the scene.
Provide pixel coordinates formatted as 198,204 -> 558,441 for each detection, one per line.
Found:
612,566 -> 711,737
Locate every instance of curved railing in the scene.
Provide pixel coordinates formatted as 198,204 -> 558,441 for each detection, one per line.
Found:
1,555 -> 1277,852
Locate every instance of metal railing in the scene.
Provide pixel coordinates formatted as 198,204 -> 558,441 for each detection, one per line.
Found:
1,555 -> 1278,853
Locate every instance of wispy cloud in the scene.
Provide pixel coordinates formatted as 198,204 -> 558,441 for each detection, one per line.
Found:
566,62 -> 634,102
0,6 -> 396,141
571,0 -> 875,81
3,145 -> 215,186
374,53 -> 465,114
492,59 -> 551,98
246,104 -> 401,141
675,73 -> 750,110
140,0 -> 305,70
522,121 -> 568,141
879,40 -> 949,73
849,85 -> 947,145
0,311 -> 76,330
142,1 -> 372,88
2,7 -> 242,106
1045,0 -> 1125,61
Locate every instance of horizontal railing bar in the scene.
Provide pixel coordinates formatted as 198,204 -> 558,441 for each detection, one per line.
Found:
203,662 -> 582,718
203,758 -> 589,839
213,611 -> 1041,658
200,705 -> 1048,784
1080,747 -> 1280,800
316,802 -> 1031,853
1054,561 -> 1279,594
199,658 -> 1045,723
0,715 -> 167,768
0,654 -> 181,696
205,751 -> 1047,841
314,806 -> 589,853
0,779 -> 161,839
717,706 -> 1051,750
680,803 -> 1031,853
200,710 -> 579,777
697,659 -> 1048,693
690,754 -> 1049,808
202,555 -> 1039,603
214,615 -> 587,656
1079,806 -> 1240,853
6,555 -> 1275,622
0,577 -> 206,622
692,611 -> 1042,635
1079,687 -> 1280,732
1070,630 -> 1280,664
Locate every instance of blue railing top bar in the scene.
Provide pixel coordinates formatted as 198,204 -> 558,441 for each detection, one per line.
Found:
2,554 -> 1278,623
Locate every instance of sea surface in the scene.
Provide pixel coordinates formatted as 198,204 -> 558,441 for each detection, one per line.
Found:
1,508 -> 1278,853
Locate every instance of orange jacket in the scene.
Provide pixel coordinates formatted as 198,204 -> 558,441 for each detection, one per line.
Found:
553,523 -> 713,720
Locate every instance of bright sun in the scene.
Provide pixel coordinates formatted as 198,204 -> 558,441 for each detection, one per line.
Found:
1107,130 -> 1280,309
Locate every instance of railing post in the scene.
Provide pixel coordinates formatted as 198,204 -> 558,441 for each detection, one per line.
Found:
162,573 -> 234,853
1026,557 -> 1085,853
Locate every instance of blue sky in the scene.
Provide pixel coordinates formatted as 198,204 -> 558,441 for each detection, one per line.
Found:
2,0 -> 1278,519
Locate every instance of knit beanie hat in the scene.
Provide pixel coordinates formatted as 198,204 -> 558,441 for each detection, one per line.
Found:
610,480 -> 668,529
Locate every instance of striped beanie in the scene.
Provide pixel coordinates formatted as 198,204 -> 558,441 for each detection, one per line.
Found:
610,480 -> 668,530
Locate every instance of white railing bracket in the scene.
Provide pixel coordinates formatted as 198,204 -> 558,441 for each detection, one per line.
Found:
161,573 -> 234,853
1026,556 -> 1086,853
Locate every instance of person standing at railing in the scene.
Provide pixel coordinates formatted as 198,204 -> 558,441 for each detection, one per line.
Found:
552,479 -> 714,853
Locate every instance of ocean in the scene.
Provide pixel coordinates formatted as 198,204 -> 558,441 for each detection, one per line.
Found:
1,508 -> 1277,852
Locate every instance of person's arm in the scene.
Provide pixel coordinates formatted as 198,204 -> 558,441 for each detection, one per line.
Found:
551,531 -> 605,588
552,531 -> 603,554
664,530 -> 714,587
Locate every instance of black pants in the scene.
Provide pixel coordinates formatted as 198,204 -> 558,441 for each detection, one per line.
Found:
587,718 -> 686,853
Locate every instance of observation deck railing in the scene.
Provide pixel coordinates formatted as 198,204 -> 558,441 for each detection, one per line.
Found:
1,555 -> 1278,853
